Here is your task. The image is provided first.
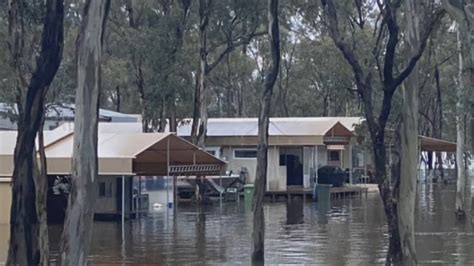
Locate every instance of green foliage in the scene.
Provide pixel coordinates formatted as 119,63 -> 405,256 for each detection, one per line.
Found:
0,0 -> 467,142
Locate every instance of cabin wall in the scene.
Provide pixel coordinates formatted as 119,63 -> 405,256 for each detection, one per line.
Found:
94,176 -> 132,218
95,176 -> 117,214
267,146 -> 286,191
0,179 -> 11,224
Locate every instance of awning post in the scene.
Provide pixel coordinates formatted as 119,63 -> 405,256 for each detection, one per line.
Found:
122,175 -> 125,244
167,137 -> 170,208
349,143 -> 353,184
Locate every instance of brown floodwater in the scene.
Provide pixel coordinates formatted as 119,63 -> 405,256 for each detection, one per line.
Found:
1,184 -> 473,265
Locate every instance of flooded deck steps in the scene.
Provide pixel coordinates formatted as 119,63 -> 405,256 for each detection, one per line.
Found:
264,185 -> 371,202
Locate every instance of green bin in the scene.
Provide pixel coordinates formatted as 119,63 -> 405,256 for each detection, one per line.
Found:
244,184 -> 254,208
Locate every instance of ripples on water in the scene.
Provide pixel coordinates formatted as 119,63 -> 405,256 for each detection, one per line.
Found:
1,184 -> 473,265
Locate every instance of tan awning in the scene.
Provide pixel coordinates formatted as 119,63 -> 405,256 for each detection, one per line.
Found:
0,131 -> 226,177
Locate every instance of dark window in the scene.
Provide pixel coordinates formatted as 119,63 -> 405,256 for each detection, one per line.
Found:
99,182 -> 106,197
234,149 -> 257,158
329,151 -> 340,161
279,154 -> 286,166
99,182 -> 112,198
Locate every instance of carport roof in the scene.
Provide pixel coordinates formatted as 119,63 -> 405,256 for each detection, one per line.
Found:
0,131 -> 225,176
419,136 -> 457,152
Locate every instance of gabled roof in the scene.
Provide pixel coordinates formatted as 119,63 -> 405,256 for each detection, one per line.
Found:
0,128 -> 225,177
177,117 -> 362,137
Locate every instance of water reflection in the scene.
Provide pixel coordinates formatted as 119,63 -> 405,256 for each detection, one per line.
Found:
0,184 -> 473,264
286,196 -> 304,225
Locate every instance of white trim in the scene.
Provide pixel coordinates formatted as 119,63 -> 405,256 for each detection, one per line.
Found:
233,148 -> 257,159
0,177 -> 12,182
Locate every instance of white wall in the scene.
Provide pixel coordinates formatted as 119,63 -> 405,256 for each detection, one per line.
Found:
95,176 -> 117,214
94,176 -> 132,217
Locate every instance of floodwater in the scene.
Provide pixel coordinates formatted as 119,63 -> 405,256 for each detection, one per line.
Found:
1,184 -> 474,265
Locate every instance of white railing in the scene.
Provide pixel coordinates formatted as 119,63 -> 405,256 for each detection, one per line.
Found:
169,164 -> 222,175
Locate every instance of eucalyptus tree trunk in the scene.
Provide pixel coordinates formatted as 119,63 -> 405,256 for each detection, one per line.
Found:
454,25 -> 468,218
58,1 -> 110,265
252,0 -> 280,264
35,114 -> 50,266
7,0 -> 64,265
397,0 -> 420,263
442,0 -> 474,222
191,0 -> 211,147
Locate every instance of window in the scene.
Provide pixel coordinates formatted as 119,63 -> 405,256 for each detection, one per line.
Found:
234,149 -> 257,159
279,154 -> 286,166
98,182 -> 106,197
205,147 -> 220,158
98,182 -> 112,198
329,151 -> 340,161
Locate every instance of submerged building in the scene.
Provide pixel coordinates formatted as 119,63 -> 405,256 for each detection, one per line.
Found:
0,123 -> 225,224
177,117 -> 362,191
176,117 -> 457,192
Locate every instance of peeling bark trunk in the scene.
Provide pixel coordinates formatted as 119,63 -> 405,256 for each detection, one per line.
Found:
191,73 -> 200,144
194,0 -> 211,148
442,0 -> 474,222
35,114 -> 49,266
252,0 -> 280,264
435,65 -> 444,179
455,25 -> 467,219
58,1 -> 110,265
7,0 -> 64,265
397,0 -> 420,263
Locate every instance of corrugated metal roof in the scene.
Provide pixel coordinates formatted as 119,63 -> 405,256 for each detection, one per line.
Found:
0,103 -> 141,122
177,117 -> 363,137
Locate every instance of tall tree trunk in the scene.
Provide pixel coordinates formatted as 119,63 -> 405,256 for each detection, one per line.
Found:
159,96 -> 167,132
36,113 -> 49,266
194,0 -> 211,148
442,0 -> 474,222
434,65 -> 444,179
168,97 -> 177,132
137,63 -> 148,132
58,1 -> 110,265
454,24 -> 467,219
252,0 -> 280,263
397,0 -> 420,263
191,73 -> 200,144
115,85 -> 121,112
7,0 -> 64,265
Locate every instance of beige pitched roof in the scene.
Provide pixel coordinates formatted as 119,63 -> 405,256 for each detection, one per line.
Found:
0,129 -> 225,177
177,117 -> 363,137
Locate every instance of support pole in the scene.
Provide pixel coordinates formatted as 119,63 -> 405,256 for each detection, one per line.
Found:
364,146 -> 367,183
122,175 -> 125,243
173,175 -> 177,213
219,174 -> 223,204
349,143 -> 353,184
167,137 -> 170,208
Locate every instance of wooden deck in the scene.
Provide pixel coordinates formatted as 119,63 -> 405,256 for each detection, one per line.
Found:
265,186 -> 368,202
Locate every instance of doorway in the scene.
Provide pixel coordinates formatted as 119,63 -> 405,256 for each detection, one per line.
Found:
280,147 -> 304,186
